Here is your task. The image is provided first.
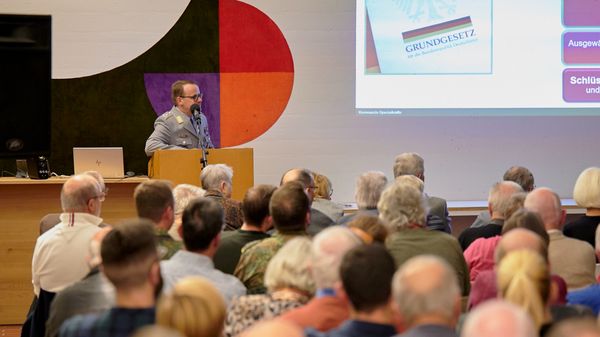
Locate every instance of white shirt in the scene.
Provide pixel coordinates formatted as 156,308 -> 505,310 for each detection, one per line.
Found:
31,212 -> 102,295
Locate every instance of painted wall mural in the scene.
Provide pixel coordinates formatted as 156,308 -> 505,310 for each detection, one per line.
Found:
50,0 -> 293,175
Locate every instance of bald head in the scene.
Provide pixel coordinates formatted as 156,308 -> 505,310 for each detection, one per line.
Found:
495,228 -> 548,264
393,255 -> 460,327
462,300 -> 537,337
61,174 -> 102,215
524,188 -> 564,230
280,168 -> 314,203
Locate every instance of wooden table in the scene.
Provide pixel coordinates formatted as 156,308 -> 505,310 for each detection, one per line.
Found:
0,176 -> 147,324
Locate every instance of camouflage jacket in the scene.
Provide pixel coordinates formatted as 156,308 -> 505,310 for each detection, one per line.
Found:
233,231 -> 307,294
155,227 -> 182,260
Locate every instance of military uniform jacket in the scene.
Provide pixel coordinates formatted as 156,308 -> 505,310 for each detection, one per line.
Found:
145,106 -> 214,157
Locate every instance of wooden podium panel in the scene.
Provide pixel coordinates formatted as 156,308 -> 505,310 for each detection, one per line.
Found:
148,148 -> 254,201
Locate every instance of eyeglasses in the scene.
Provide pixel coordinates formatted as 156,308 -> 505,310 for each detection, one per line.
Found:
88,193 -> 106,203
180,93 -> 203,101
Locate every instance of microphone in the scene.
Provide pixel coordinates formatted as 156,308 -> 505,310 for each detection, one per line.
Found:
190,103 -> 202,125
190,103 -> 208,168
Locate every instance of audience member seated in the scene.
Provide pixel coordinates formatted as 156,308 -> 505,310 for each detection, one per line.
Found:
461,300 -> 537,337
458,181 -> 523,251
347,215 -> 388,244
59,219 -> 160,337
201,164 -> 243,231
394,255 -> 461,337
468,228 -> 549,310
395,174 -> 451,233
464,208 -> 548,283
496,250 -> 553,334
46,227 -> 115,337
235,182 -> 310,294
33,174 -> 104,296
563,167 -> 600,248
279,226 -> 361,331
524,188 -> 596,290
134,180 -> 181,260
280,168 -> 335,235
470,166 -> 535,228
378,181 -> 470,296
156,277 -> 226,337
28,175 -> 104,337
225,237 -> 314,337
311,171 -> 344,222
393,152 -> 452,232
169,183 -> 205,241
306,244 -> 397,337
214,184 -> 276,275
160,197 -> 246,305
337,171 -> 387,226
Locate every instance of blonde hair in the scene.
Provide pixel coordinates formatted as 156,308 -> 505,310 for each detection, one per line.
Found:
264,237 -> 315,294
573,167 -> 600,209
312,172 -> 333,199
497,250 -> 550,329
157,277 -> 226,337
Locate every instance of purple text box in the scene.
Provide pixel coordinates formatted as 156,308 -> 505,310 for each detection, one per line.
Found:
564,0 -> 600,26
563,68 -> 600,102
564,32 -> 600,64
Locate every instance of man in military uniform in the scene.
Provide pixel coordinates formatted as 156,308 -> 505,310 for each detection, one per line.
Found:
134,180 -> 182,260
234,181 -> 310,294
145,80 -> 214,157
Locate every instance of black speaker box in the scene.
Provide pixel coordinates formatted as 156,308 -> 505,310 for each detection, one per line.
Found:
26,156 -> 50,179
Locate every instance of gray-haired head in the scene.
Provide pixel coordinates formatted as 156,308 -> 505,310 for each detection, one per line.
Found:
378,182 -> 427,232
395,175 -> 424,192
200,164 -> 233,195
392,255 -> 460,328
264,237 -> 315,295
461,299 -> 537,337
61,174 -> 103,214
355,171 -> 388,210
488,181 -> 524,218
393,152 -> 424,179
310,226 -> 362,289
173,184 -> 206,216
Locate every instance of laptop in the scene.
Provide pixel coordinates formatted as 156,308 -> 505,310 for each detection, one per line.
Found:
73,147 -> 125,178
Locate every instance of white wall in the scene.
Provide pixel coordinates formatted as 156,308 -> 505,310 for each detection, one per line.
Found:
2,0 -> 599,203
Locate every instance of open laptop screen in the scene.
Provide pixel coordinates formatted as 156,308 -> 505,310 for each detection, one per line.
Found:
73,147 -> 125,178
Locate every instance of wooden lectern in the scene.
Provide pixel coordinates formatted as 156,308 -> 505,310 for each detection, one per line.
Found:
148,148 -> 254,201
